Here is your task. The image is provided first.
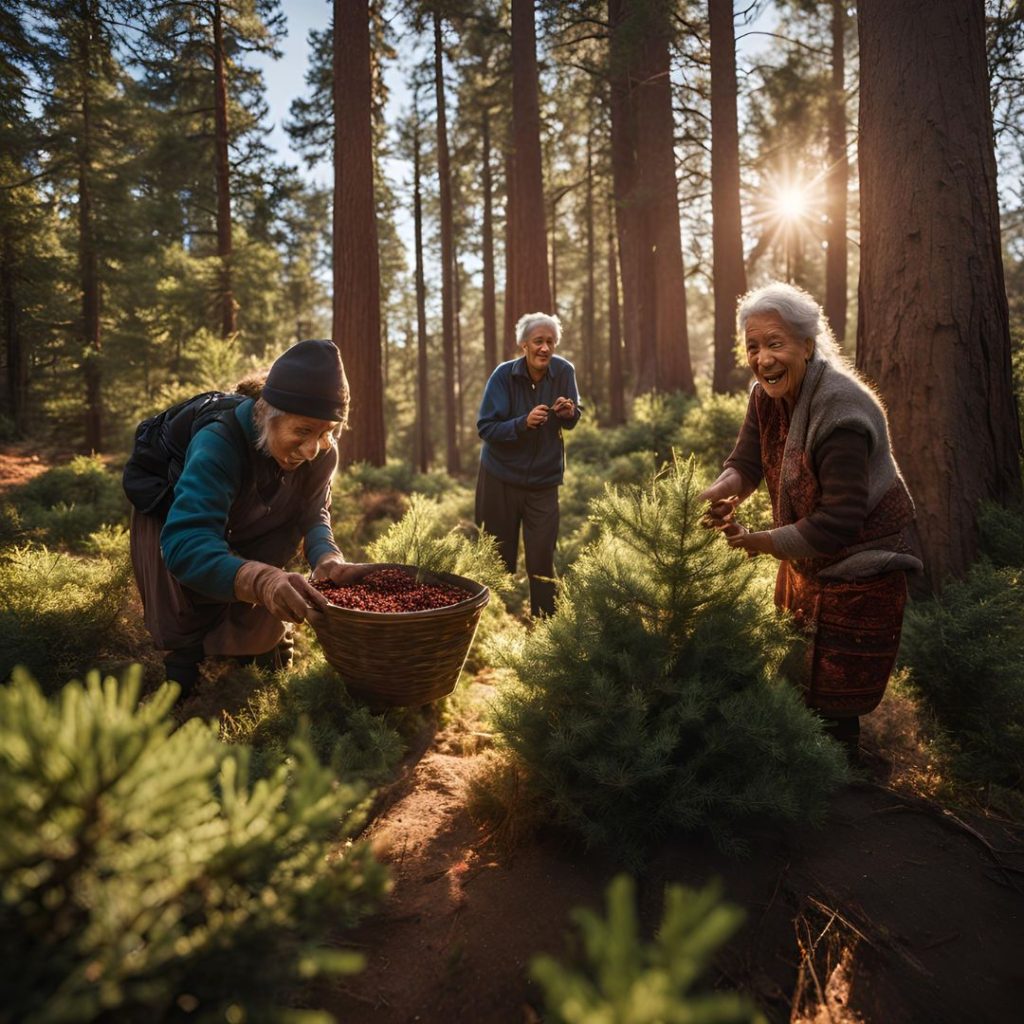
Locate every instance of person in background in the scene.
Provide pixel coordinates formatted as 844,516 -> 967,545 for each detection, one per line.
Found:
476,312 -> 583,617
698,282 -> 922,759
129,339 -> 367,699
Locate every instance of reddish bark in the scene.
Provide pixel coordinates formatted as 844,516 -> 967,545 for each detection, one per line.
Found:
333,0 -> 385,465
606,214 -> 625,426
505,0 -> 552,348
634,16 -> 693,395
709,0 -> 747,392
824,0 -> 848,343
481,109 -> 498,373
434,11 -> 460,474
857,0 -> 1022,589
413,112 -> 432,473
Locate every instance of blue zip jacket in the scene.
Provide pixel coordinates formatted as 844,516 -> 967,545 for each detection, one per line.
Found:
477,354 -> 582,488
160,399 -> 339,601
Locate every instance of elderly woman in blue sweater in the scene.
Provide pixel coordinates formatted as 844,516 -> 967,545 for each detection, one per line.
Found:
129,339 -> 364,698
476,312 -> 583,617
699,283 -> 922,757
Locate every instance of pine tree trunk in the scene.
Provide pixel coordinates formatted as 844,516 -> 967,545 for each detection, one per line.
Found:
433,11 -> 460,474
212,0 -> 236,338
481,109 -> 498,372
503,148 -> 517,357
413,115 -> 432,473
77,9 -> 102,452
709,0 -> 747,393
824,0 -> 848,343
608,0 -> 640,389
584,123 -> 596,399
607,213 -> 625,426
506,0 -> 552,334
333,0 -> 385,465
2,234 -> 26,435
634,11 -> 693,395
857,0 -> 1022,589
454,255 -> 464,450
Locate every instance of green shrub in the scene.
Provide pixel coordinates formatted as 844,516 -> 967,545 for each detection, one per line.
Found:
899,559 -> 1024,791
677,391 -> 750,472
11,455 -> 128,551
491,458 -> 848,864
977,500 -> 1024,569
221,652 -> 407,783
345,458 -> 454,499
0,545 -> 134,690
0,667 -> 386,1024
365,494 -> 517,669
531,875 -> 765,1024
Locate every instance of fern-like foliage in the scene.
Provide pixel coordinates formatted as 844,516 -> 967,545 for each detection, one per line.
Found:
900,559 -> 1024,791
0,667 -> 386,1023
491,457 -> 848,863
0,544 -> 134,689
531,874 -> 766,1024
367,493 -> 512,593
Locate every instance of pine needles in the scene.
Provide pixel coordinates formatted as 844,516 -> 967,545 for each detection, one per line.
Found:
491,457 -> 848,864
0,667 -> 387,1023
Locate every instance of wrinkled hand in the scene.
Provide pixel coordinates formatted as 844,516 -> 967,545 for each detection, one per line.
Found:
312,554 -> 372,586
551,396 -> 575,419
526,404 -> 550,429
725,527 -> 776,559
234,561 -> 328,623
699,493 -> 741,531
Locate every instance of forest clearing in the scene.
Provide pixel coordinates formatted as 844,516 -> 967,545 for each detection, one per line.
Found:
2,0 -> 1024,1022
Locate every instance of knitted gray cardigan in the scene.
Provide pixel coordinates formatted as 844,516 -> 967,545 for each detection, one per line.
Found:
769,357 -> 923,580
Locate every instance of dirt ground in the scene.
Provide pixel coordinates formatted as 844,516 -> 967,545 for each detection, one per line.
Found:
4,447 -> 1021,1022
0,443 -> 49,493
319,679 -> 1024,1024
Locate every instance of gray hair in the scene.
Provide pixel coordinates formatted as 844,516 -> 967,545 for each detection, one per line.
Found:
737,282 -> 842,365
515,312 -> 562,348
251,396 -> 340,457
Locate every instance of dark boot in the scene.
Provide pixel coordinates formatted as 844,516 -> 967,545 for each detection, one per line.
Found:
163,643 -> 205,701
824,716 -> 861,763
235,631 -> 294,673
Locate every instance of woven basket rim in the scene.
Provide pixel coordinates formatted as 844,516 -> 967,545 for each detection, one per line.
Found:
314,561 -> 489,622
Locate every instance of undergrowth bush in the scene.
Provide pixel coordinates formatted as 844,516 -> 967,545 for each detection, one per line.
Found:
367,494 -> 516,668
677,390 -> 749,472
0,667 -> 386,1024
531,875 -> 765,1024
0,544 -> 134,689
9,455 -> 128,551
976,499 -> 1024,569
491,458 -> 848,864
899,558 -> 1024,794
220,651 -> 408,783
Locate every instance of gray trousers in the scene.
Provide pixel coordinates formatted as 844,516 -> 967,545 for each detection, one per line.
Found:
475,466 -> 559,616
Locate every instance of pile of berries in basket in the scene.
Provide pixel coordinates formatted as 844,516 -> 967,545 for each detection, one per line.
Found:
312,568 -> 469,613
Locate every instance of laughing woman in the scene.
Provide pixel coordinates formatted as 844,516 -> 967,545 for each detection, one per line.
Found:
698,282 -> 923,757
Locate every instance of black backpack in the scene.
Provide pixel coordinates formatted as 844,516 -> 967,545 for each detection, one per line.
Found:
122,391 -> 251,520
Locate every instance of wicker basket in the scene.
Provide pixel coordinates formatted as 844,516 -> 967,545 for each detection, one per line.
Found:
310,562 -> 490,707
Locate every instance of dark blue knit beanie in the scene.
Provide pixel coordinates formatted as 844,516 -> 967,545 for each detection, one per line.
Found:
262,339 -> 349,423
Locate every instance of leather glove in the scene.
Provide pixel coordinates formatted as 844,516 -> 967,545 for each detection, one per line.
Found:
234,560 -> 328,623
312,553 -> 374,586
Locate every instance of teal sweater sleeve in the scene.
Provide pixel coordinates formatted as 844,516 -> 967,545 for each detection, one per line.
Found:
160,421 -> 247,602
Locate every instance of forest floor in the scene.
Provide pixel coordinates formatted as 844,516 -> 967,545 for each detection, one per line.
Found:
0,440 -> 51,492
3,448 -> 1021,1022
316,675 -> 1024,1024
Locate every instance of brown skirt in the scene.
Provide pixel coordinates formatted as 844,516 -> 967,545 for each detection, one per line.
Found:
129,510 -> 285,657
775,561 -> 907,718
